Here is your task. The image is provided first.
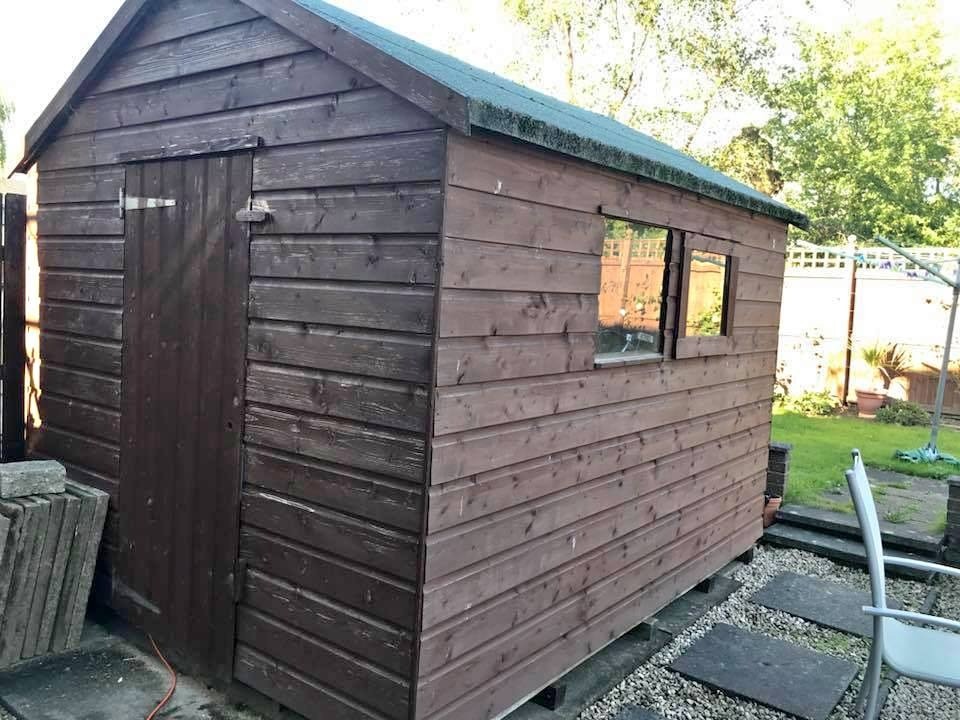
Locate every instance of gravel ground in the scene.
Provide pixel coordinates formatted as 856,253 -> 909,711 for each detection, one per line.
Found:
580,546 -> 960,720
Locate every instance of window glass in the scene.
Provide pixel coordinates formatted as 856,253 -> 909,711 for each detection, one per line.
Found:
684,251 -> 730,337
596,220 -> 670,361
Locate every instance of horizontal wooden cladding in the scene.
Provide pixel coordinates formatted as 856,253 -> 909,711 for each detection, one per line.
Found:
422,520 -> 759,720
436,333 -> 596,386
40,87 -> 442,171
432,376 -> 773,483
32,426 -> 120,479
254,131 -> 445,191
235,645 -> 389,720
676,328 -> 779,359
240,528 -> 416,628
249,281 -> 434,334
40,364 -> 121,409
38,239 -> 124,271
128,0 -> 260,50
737,271 -> 783,303
250,236 -> 438,285
90,17 -> 312,95
438,290 -> 596,339
426,437 -> 767,582
42,302 -> 122,348
734,299 -> 781,329
421,465 -> 762,629
39,333 -> 121,376
253,185 -> 443,236
417,501 -> 759,716
37,205 -> 123,236
242,490 -> 419,580
236,606 -> 408,719
430,402 -> 771,532
441,237 -> 600,294
248,321 -> 432,385
245,447 -> 422,533
446,133 -> 789,254
38,168 -> 124,204
435,352 -> 776,435
245,405 -> 425,483
444,186 -> 604,255
247,362 -> 428,433
39,393 -> 120,444
242,569 -> 412,675
67,51 -> 374,137
41,271 -> 123,306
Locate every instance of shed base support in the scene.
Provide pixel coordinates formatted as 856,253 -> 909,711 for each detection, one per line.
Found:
530,683 -> 567,711
738,546 -> 757,565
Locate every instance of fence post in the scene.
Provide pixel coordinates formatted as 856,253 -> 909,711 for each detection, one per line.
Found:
841,238 -> 858,404
1,194 -> 27,462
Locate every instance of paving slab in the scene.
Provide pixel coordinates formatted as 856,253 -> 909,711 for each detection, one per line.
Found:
751,571 -> 900,638
669,623 -> 858,720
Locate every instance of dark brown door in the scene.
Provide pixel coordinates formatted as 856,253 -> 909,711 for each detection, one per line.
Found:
118,153 -> 251,679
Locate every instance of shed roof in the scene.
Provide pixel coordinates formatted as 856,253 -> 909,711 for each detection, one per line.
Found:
14,0 -> 807,228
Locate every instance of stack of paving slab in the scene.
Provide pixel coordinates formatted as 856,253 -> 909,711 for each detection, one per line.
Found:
0,461 -> 108,669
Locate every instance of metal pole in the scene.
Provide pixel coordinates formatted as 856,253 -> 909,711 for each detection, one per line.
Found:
873,235 -> 957,286
930,263 -> 960,453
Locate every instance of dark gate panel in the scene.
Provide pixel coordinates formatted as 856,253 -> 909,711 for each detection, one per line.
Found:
0,194 -> 26,463
118,154 -> 251,679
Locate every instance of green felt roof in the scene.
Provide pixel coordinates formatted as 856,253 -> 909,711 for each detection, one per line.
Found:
294,0 -> 808,228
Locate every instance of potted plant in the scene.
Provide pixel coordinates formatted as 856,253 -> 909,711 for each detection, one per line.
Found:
857,343 -> 911,418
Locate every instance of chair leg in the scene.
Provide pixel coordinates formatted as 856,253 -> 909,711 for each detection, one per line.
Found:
856,641 -> 883,719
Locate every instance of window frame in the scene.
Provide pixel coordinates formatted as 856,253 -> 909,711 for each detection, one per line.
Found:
593,210 -> 675,368
675,233 -> 739,359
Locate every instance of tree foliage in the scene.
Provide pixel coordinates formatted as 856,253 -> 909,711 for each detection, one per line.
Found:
763,2 -> 960,245
0,95 -> 12,171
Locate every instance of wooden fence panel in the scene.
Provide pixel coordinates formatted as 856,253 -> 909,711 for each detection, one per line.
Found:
1,195 -> 27,462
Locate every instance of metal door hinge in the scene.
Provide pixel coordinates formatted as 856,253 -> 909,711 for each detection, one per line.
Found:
235,198 -> 270,223
118,186 -> 177,218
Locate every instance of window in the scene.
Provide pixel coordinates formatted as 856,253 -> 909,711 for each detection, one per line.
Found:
595,219 -> 671,363
676,235 -> 739,358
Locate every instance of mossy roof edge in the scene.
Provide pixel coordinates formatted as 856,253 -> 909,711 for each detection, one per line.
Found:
294,0 -> 809,228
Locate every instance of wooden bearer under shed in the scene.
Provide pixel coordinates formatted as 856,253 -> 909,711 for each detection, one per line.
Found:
13,0 -> 808,718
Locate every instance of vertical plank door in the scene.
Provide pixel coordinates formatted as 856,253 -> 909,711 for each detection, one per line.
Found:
118,153 -> 251,679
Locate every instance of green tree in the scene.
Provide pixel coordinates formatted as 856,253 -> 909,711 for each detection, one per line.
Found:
764,2 -> 960,245
0,95 -> 12,170
707,126 -> 783,196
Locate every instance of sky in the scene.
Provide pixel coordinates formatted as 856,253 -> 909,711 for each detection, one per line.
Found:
2,0 -> 960,178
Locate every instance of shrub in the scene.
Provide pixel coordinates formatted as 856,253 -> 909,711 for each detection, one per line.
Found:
875,400 -> 929,427
782,390 -> 841,417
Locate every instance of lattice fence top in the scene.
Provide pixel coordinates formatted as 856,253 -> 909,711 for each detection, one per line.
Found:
786,245 -> 960,274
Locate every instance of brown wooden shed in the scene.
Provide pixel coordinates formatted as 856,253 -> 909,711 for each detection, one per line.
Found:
14,1 -> 808,718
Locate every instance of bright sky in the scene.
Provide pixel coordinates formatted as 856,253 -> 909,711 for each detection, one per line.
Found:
2,0 -> 959,178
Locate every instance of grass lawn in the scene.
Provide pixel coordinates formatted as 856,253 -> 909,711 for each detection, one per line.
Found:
771,407 -> 960,506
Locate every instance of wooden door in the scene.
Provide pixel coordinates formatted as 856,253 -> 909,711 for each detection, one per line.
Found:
117,153 -> 251,679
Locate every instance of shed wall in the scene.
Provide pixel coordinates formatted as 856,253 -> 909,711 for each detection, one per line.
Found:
416,133 -> 785,720
31,0 -> 440,717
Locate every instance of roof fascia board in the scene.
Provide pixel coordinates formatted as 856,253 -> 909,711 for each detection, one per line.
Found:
13,0 -> 153,175
237,0 -> 471,135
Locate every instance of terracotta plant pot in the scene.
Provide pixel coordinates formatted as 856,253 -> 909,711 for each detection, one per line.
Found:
855,389 -> 886,418
763,496 -> 782,528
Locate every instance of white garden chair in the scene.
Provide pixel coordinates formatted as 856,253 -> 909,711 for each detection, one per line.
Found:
846,449 -> 960,719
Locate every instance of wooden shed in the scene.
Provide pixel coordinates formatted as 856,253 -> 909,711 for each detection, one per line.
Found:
13,1 -> 808,718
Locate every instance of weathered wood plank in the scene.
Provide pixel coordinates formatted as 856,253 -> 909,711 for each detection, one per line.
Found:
41,365 -> 121,409
431,376 -> 773,482
40,334 -> 121,376
245,447 -> 422,533
250,236 -> 438,285
33,427 -> 120,480
64,482 -> 109,647
242,569 -> 412,675
253,186 -> 443,236
90,17 -> 312,95
40,394 -> 121,444
246,362 -> 429,433
38,167 -> 124,204
444,186 -> 604,255
736,271 -> 784,303
438,290 -> 597,338
249,281 -> 435,334
65,50 -> 374,136
441,237 -> 601,294
0,498 -> 50,664
0,507 -> 19,647
436,333 -> 596,386
41,271 -> 123,306
675,328 -> 779,358
248,320 -> 432,384
37,204 -> 124,236
41,303 -> 123,341
41,87 -> 441,171
245,405 -> 425,483
36,493 -> 81,654
733,299 -> 781,329
0,462 -> 66,499
127,0 -> 260,49
239,528 -> 416,628
254,130 -> 445,191
22,495 -> 66,658
38,240 -> 124,271
50,485 -> 95,653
